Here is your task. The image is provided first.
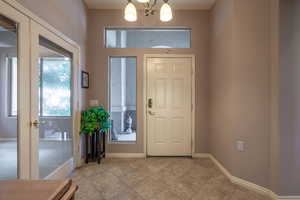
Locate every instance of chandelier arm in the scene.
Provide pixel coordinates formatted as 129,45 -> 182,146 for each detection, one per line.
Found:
151,0 -> 157,9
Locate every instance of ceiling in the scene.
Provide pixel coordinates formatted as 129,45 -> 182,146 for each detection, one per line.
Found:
84,0 -> 216,10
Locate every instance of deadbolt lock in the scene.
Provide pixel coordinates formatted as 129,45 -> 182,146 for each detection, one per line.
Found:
148,98 -> 153,108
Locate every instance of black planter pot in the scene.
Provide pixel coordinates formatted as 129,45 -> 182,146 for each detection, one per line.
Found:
85,131 -> 106,164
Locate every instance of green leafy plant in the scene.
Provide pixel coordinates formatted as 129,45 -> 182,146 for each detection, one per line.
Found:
80,106 -> 111,135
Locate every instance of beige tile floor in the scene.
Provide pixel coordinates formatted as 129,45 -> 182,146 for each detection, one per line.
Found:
71,157 -> 271,200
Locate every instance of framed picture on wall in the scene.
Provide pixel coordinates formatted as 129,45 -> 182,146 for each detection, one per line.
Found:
81,71 -> 89,89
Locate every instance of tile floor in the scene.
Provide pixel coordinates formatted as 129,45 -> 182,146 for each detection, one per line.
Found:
71,157 -> 271,200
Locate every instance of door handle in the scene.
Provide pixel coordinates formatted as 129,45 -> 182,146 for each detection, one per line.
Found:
31,120 -> 40,128
148,111 -> 156,116
31,120 -> 46,128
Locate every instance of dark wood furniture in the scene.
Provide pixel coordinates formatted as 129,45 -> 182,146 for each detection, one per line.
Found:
85,130 -> 106,164
0,179 -> 78,200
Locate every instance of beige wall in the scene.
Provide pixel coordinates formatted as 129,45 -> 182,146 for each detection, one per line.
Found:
209,0 -> 235,176
209,0 -> 271,188
87,9 -> 210,153
279,0 -> 300,195
270,0 -> 280,195
13,0 -> 300,196
16,0 -> 88,107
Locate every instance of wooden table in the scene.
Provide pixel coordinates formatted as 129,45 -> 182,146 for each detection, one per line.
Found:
0,179 -> 78,200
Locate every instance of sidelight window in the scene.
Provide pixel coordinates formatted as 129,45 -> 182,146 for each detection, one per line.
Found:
109,56 -> 137,142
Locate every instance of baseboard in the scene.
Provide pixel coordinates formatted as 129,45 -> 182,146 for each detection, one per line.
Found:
203,154 -> 300,200
192,153 -> 210,158
208,154 -> 232,180
106,153 -> 146,158
230,174 -> 276,199
277,197 -> 300,200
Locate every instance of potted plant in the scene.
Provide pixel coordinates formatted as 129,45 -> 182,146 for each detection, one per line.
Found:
81,106 -> 111,163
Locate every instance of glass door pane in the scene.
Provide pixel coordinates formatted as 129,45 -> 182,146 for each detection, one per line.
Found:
38,37 -> 73,178
0,15 -> 18,179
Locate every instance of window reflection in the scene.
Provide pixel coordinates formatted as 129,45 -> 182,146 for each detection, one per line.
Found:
106,28 -> 191,48
0,14 -> 18,180
38,38 -> 73,178
109,57 -> 137,142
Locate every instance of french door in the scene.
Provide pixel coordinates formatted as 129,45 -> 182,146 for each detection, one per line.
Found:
0,0 -> 31,179
0,0 -> 80,180
30,21 -> 79,179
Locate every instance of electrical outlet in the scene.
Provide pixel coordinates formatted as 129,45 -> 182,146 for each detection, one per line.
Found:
89,99 -> 99,107
236,141 -> 245,152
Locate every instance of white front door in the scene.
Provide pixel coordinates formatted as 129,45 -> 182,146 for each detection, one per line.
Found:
146,56 -> 193,156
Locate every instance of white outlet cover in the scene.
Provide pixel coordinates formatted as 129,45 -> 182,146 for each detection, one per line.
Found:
89,99 -> 99,107
237,141 -> 245,152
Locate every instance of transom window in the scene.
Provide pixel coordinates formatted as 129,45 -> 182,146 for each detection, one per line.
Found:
105,28 -> 191,48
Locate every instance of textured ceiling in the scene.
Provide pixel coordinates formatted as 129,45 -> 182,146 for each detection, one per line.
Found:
84,0 -> 216,10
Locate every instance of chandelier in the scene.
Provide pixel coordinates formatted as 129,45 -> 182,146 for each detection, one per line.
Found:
124,0 -> 173,22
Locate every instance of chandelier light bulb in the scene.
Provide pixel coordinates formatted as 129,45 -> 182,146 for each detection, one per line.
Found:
124,1 -> 137,22
160,2 -> 173,22
136,0 -> 150,3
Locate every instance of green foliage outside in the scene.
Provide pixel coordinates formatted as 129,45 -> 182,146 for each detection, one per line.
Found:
42,58 -> 71,116
80,106 -> 111,135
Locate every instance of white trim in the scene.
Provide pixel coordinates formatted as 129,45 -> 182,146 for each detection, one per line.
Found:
106,153 -> 146,158
230,174 -> 276,198
192,153 -> 210,158
208,154 -> 276,198
197,154 -> 300,200
277,197 -> 300,200
208,154 -> 232,180
44,158 -> 74,180
143,54 -> 196,156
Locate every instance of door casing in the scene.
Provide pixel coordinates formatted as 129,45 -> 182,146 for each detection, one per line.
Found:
143,54 -> 196,156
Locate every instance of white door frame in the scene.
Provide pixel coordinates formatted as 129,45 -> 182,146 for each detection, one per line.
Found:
0,0 -> 31,179
143,54 -> 196,156
30,21 -> 81,179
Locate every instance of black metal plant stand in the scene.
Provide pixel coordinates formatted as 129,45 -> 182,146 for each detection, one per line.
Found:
85,130 -> 106,164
